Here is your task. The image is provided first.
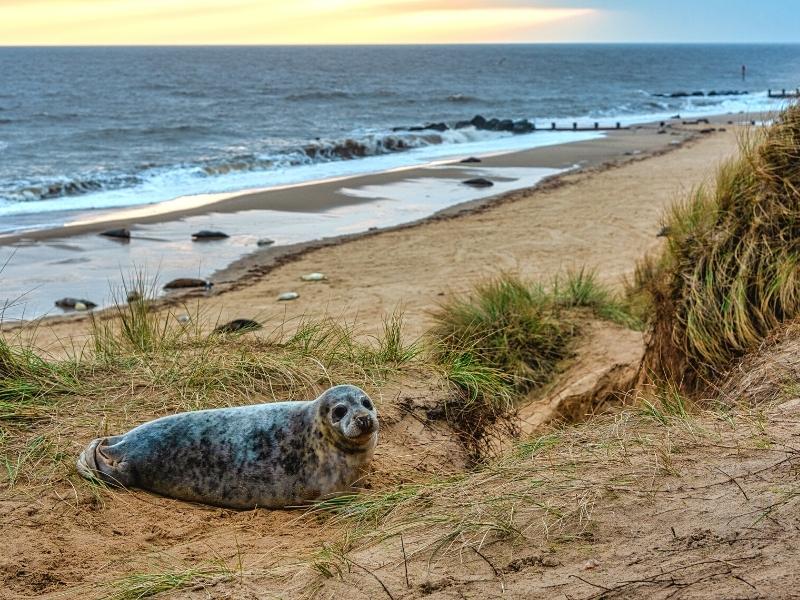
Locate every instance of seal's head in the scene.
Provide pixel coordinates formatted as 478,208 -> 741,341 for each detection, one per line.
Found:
317,385 -> 378,451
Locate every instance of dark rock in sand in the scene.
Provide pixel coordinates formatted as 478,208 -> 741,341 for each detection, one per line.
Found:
699,128 -> 716,134
462,178 -> 494,188
55,297 -> 97,310
670,92 -> 689,98
192,230 -> 229,241
213,319 -> 262,334
460,157 -> 482,164
257,238 -> 275,247
470,115 -> 488,129
496,119 -> 515,132
100,228 -> 131,239
512,120 -> 534,134
163,278 -> 212,290
423,122 -> 449,132
454,120 -> 472,129
691,91 -> 705,97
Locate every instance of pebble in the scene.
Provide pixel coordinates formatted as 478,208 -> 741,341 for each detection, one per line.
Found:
301,272 -> 326,281
177,314 -> 191,324
213,319 -> 261,334
462,177 -> 494,188
191,230 -> 229,241
100,228 -> 131,239
582,559 -> 600,570
163,278 -> 212,290
278,292 -> 299,301
74,302 -> 88,311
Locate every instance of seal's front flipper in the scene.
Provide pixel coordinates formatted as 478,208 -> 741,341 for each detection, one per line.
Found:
76,436 -> 134,488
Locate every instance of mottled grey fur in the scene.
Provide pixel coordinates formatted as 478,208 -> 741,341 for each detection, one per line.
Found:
76,385 -> 378,509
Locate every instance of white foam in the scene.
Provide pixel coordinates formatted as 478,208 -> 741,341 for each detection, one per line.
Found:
0,129 -> 602,222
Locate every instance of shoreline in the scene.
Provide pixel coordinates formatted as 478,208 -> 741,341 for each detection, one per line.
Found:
0,113 -> 749,325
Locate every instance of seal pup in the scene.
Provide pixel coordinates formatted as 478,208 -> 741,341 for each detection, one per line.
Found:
76,385 -> 378,509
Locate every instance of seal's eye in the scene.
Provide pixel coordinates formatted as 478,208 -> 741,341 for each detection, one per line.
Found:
361,398 -> 373,410
331,405 -> 348,421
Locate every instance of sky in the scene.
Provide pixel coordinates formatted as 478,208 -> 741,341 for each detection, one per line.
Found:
1,0 -> 799,46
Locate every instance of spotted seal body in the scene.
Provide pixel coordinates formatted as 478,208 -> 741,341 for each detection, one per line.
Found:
76,385 -> 378,509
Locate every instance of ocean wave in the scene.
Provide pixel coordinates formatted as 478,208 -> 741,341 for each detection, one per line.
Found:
79,124 -> 212,140
2,173 -> 143,202
445,93 -> 480,103
285,90 -> 353,101
0,127 -> 512,204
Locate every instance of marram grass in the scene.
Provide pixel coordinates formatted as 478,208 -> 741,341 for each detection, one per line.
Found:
639,103 -> 800,387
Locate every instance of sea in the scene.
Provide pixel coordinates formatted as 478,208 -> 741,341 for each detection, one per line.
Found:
1,44 -> 798,232
0,44 -> 799,319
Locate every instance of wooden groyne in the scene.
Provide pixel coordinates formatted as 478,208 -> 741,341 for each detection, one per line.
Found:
768,89 -> 800,99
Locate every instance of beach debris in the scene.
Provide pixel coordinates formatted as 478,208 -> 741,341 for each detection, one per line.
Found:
191,230 -> 229,241
163,278 -> 213,290
462,177 -> 494,188
100,228 -> 131,239
55,297 -> 97,310
213,319 -> 262,334
176,314 -> 191,324
301,272 -> 326,282
257,238 -> 275,247
278,292 -> 299,301
459,157 -> 482,164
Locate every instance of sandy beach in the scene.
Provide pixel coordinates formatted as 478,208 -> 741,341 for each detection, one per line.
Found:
3,117 -> 742,353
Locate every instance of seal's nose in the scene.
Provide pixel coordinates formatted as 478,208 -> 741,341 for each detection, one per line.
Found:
356,415 -> 373,432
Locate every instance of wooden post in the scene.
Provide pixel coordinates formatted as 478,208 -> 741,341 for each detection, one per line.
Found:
617,122 -> 621,129
572,122 -> 577,130
551,122 -> 556,130
594,122 -> 599,130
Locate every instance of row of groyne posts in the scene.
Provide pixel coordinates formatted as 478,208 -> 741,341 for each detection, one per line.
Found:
768,89 -> 800,98
544,121 -> 625,131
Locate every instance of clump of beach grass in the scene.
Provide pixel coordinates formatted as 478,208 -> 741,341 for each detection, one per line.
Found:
104,562 -> 234,600
555,267 -> 644,330
429,273 -> 574,392
639,103 -> 800,388
429,270 -> 639,397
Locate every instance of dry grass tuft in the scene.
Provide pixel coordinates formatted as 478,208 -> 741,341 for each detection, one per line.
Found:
639,103 -> 800,388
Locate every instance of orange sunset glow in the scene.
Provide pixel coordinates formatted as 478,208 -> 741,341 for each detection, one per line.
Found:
0,0 -> 597,45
